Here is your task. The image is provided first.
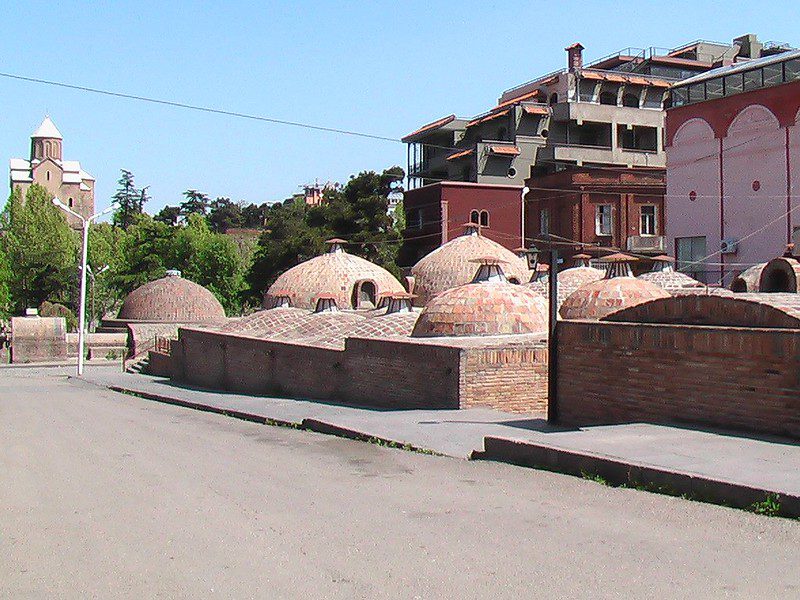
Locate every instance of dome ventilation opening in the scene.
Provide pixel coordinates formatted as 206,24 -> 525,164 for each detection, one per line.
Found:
165,269 -> 182,277
470,257 -> 507,283
325,238 -> 347,253
572,253 -> 593,268
269,293 -> 292,309
314,295 -> 339,313
386,293 -> 415,314
650,255 -> 675,273
598,253 -> 637,278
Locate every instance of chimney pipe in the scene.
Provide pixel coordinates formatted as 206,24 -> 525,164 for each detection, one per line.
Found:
566,43 -> 584,70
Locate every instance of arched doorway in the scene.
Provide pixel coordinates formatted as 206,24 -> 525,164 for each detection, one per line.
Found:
351,280 -> 377,309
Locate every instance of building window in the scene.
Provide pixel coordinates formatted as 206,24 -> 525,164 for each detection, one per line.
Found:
497,127 -> 507,141
479,210 -> 489,227
46,170 -> 51,181
676,236 -> 707,282
724,73 -> 744,95
599,91 -> 617,105
68,197 -> 74,208
407,208 -> 422,230
470,210 -> 480,224
540,209 -> 550,235
595,205 -> 613,236
622,92 -> 639,108
640,205 -> 657,235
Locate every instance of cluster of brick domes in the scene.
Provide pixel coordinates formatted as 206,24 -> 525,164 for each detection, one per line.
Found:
118,270 -> 226,323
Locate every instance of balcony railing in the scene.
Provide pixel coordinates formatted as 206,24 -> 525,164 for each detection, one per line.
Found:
627,235 -> 666,253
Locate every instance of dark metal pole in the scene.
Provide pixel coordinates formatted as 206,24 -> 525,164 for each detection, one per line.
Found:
547,248 -> 559,423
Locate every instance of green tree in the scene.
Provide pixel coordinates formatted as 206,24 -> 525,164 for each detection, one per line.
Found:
207,197 -> 244,233
0,241 -> 11,319
112,169 -> 148,229
86,222 -> 128,324
110,213 -> 174,296
154,204 -> 181,226
180,189 -> 210,218
168,214 -> 246,313
1,184 -> 78,313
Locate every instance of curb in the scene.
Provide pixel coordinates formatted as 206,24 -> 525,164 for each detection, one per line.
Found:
474,436 -> 800,518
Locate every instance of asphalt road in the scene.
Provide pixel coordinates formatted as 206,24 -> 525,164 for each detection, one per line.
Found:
1,369 -> 798,599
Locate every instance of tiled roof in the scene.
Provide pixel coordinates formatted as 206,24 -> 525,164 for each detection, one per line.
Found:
487,145 -> 521,156
118,273 -> 226,323
446,149 -> 474,161
402,114 -> 457,142
264,248 -> 405,310
577,69 -> 671,87
559,276 -> 670,320
412,281 -> 548,337
522,104 -> 550,115
411,231 -> 531,305
467,108 -> 511,127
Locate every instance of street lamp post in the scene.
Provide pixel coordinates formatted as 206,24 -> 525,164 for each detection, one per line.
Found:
52,198 -> 116,375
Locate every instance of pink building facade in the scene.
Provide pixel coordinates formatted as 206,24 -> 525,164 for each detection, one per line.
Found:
665,50 -> 800,285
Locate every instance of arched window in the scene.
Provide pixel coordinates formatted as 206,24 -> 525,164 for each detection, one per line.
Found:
46,170 -> 51,181
549,93 -> 558,105
68,197 -> 74,207
470,210 -> 480,224
599,91 -> 617,105
479,210 -> 489,227
622,93 -> 639,107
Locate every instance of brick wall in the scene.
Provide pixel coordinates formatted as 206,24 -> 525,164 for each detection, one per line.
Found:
10,317 -> 67,363
557,320 -> 800,439
169,329 -> 548,413
460,345 -> 548,413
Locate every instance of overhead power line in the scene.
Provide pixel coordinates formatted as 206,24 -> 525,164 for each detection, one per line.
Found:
0,71 -> 399,144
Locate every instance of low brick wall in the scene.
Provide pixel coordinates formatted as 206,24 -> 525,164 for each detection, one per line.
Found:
557,320 -> 800,439
169,328 -> 548,413
10,317 -> 67,363
460,346 -> 548,413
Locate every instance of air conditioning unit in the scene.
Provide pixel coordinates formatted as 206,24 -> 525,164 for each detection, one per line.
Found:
720,238 -> 738,254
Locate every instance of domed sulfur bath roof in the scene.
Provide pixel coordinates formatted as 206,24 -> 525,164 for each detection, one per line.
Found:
118,271 -> 225,323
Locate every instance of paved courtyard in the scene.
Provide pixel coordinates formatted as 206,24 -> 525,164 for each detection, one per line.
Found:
1,368 -> 799,599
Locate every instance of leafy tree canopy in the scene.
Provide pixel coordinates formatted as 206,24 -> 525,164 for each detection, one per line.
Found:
112,169 -> 149,229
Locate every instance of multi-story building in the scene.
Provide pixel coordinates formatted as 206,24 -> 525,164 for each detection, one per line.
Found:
9,117 -> 95,228
401,36 -> 764,266
665,38 -> 799,285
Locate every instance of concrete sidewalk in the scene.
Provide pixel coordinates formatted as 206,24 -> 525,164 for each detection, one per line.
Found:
79,368 -> 800,516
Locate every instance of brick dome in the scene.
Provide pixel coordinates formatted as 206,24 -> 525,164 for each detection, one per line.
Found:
118,272 -> 225,323
559,276 -> 670,320
556,266 -> 605,305
264,241 -> 405,310
759,256 -> 800,293
731,263 -> 766,293
410,226 -> 530,305
412,260 -> 548,337
637,256 -> 704,292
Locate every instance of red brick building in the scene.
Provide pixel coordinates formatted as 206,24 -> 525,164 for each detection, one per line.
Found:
399,181 -> 524,266
524,168 -> 666,264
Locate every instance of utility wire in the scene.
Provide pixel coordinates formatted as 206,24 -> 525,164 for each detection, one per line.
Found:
0,71 -> 399,144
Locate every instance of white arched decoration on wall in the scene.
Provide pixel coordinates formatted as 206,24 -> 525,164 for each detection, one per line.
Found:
788,107 -> 800,249
724,104 -> 786,275
666,117 -> 720,282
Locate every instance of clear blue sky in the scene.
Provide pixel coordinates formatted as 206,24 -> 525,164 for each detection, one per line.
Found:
1,1 -> 796,214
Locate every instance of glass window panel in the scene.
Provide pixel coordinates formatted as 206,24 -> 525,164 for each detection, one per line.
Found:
671,87 -> 688,107
724,73 -> 744,95
763,64 -> 783,86
705,78 -> 723,100
785,59 -> 800,81
743,69 -> 762,91
688,83 -> 705,103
